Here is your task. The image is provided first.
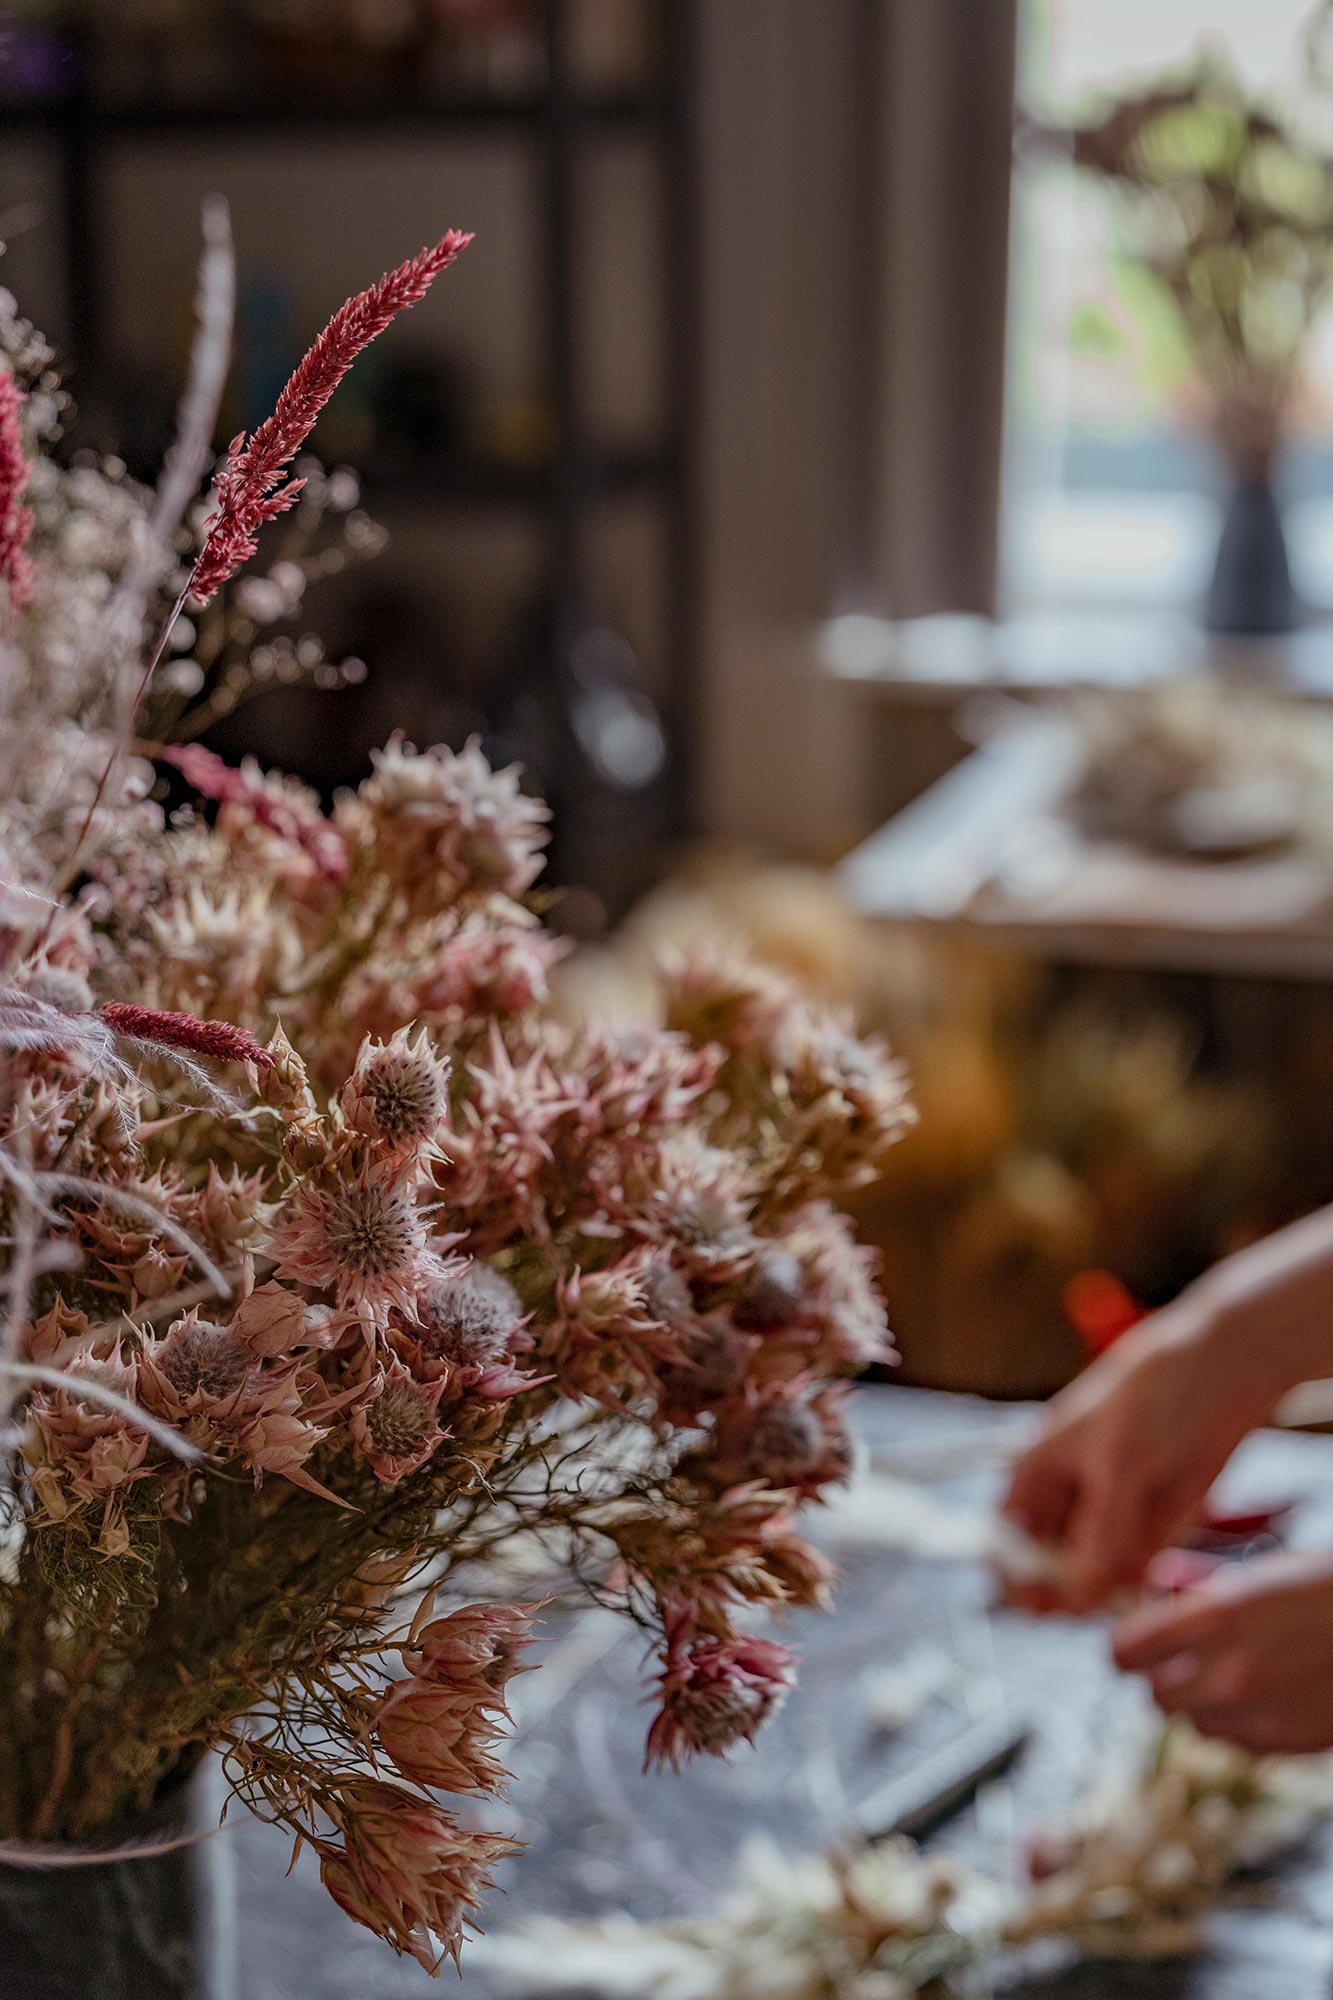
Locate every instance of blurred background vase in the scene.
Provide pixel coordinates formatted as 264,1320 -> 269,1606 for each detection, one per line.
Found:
0,1765 -> 235,2000
1205,463 -> 1299,636
1068,53 -> 1333,641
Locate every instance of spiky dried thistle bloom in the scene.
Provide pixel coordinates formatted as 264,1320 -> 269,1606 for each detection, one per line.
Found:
0,237 -> 913,1974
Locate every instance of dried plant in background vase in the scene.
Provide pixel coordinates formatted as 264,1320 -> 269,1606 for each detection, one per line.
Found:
1060,53 -> 1333,635
0,215 -> 913,1994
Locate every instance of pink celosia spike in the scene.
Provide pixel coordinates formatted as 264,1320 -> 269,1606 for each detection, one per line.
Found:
189,229 -> 472,602
162,742 -> 349,882
101,1000 -> 275,1069
0,367 -> 33,605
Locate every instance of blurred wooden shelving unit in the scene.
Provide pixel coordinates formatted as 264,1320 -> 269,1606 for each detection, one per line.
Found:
0,0 -> 701,907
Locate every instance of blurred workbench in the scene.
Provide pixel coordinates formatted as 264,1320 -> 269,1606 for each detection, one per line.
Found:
839,711 -> 1333,984
230,1384 -> 1333,1999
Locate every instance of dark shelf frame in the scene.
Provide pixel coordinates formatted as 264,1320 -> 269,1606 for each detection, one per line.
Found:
357,444 -> 677,508
4,90 -> 667,138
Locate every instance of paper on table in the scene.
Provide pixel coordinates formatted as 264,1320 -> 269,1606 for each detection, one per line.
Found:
814,1469 -> 1057,1585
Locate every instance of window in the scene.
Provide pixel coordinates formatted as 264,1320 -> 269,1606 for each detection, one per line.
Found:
1004,0 -> 1333,611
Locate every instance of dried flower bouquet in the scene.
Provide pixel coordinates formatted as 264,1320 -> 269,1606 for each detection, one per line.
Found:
0,218 -> 912,1971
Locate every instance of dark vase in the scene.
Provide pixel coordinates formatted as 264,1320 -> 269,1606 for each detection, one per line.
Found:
1204,471 -> 1299,637
0,1764 -> 236,2000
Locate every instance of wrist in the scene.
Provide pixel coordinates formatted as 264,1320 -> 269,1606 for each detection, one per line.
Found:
1184,1259 -> 1324,1417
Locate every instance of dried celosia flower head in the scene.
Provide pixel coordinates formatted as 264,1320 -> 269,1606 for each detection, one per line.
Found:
0,363 -> 34,603
190,230 -> 471,601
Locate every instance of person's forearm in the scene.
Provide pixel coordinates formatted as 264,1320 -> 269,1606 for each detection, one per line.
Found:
1183,1204 -> 1333,1410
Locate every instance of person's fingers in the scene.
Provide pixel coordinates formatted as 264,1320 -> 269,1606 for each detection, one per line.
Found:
1061,1478 -> 1150,1612
1000,1579 -> 1065,1616
1112,1588 -> 1228,1672
1149,1645 -> 1270,1713
1002,1450 -> 1078,1546
1183,1702 -> 1267,1750
1178,1702 -> 1315,1756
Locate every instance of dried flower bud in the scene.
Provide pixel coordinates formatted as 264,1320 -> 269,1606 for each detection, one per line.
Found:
409,1268 -> 522,1371
351,1361 -> 447,1483
646,1621 -> 795,1769
24,1298 -> 92,1366
22,1352 -> 152,1519
321,1777 -> 513,1972
256,1022 -> 317,1112
342,1028 -> 449,1154
376,1678 -> 509,1794
401,1602 -> 533,1696
735,1243 -> 806,1330
232,1281 -> 308,1358
197,1162 -> 279,1248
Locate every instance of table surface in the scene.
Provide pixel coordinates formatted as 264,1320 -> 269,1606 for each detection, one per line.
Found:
839,718 -> 1333,983
230,1385 -> 1333,1999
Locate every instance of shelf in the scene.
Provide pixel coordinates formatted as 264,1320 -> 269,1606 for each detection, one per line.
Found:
0,90 -> 665,141
354,446 -> 676,508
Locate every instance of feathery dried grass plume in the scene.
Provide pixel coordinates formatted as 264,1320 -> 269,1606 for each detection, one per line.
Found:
0,222 -> 911,1975
189,228 -> 471,601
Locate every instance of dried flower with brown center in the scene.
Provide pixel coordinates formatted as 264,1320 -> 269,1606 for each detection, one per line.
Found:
342,1029 -> 449,1153
413,1269 -> 521,1368
351,1361 -> 447,1484
329,1184 -> 419,1280
735,1243 -> 806,1330
740,1399 -> 826,1482
271,1164 -> 433,1317
156,1315 -> 250,1401
658,1314 -> 750,1413
646,1620 -> 795,1771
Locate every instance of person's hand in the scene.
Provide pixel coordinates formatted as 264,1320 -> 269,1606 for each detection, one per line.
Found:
1113,1548 -> 1333,1754
1002,1301 -> 1273,1614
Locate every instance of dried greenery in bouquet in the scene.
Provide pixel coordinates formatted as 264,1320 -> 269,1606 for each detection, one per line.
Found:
478,1721 -> 1333,1999
1062,53 -> 1333,476
0,218 -> 913,1970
